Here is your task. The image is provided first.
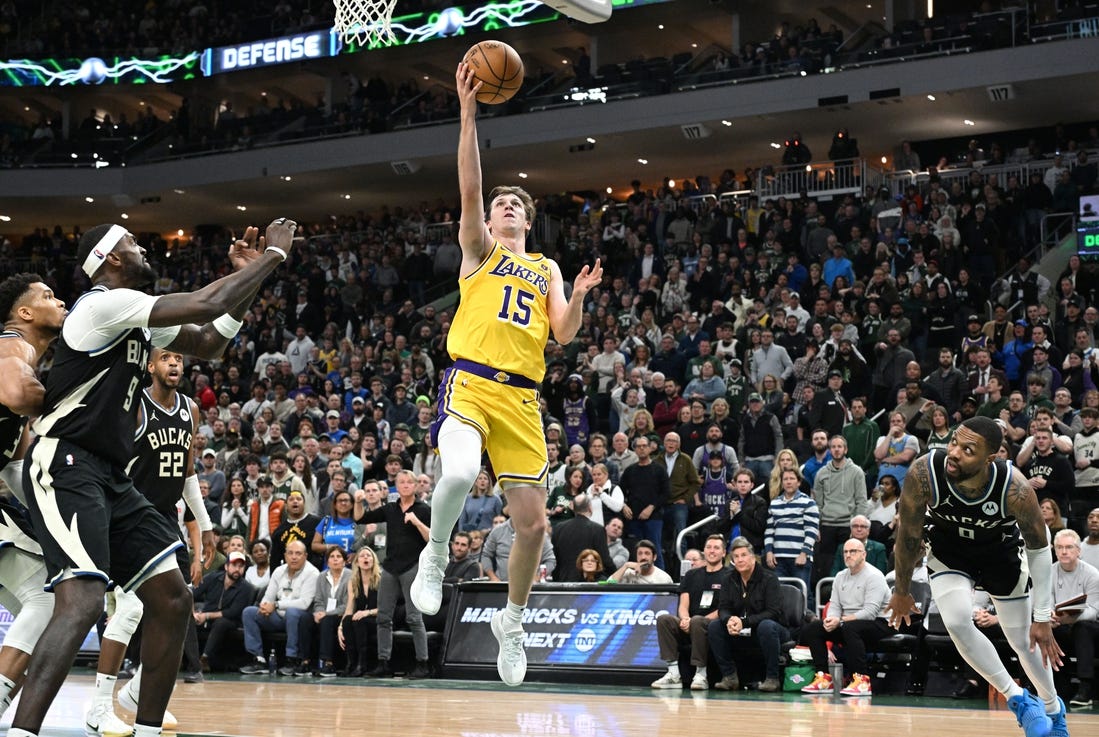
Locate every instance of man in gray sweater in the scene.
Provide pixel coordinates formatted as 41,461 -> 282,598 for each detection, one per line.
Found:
812,435 -> 868,586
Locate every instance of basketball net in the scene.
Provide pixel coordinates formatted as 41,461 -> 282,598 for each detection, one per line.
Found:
333,0 -> 397,47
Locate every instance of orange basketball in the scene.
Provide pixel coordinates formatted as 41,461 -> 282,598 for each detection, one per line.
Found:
463,40 -> 524,105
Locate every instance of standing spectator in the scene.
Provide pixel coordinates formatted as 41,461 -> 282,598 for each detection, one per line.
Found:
813,436 -> 868,584
586,463 -> 624,526
874,412 -> 920,488
652,378 -> 687,439
707,536 -> 788,692
843,397 -> 881,491
739,393 -> 783,482
352,470 -> 432,679
799,538 -> 891,696
652,534 -> 728,691
459,469 -> 503,533
1072,408 -> 1099,532
1023,428 -> 1074,517
764,468 -> 820,600
619,437 -> 670,567
657,432 -> 701,563
197,448 -> 227,504
872,329 -> 915,411
750,329 -> 793,387
238,540 -> 320,675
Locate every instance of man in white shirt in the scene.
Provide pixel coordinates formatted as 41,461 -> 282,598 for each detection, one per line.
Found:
1051,529 -> 1099,707
238,539 -> 320,675
285,326 -> 315,376
610,539 -> 673,584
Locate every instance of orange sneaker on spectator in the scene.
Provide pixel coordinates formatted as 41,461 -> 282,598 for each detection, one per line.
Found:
840,673 -> 872,697
801,671 -> 833,694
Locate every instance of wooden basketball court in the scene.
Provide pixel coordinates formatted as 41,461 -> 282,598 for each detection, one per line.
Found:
8,674 -> 1097,737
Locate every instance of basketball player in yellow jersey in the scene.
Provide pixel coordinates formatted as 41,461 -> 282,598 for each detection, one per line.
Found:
410,61 -> 602,686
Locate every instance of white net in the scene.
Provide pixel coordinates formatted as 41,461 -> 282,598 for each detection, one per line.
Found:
333,0 -> 397,47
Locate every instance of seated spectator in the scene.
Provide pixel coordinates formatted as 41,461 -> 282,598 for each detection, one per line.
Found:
482,514 -> 556,582
652,534 -> 728,690
609,539 -> 672,584
1051,529 -> 1099,708
706,536 -> 787,692
246,538 -> 272,591
296,546 -> 352,676
422,532 -> 482,632
606,518 -> 629,569
193,551 -> 255,673
576,549 -> 609,583
339,546 -> 381,677
239,540 -> 320,675
799,538 -> 891,696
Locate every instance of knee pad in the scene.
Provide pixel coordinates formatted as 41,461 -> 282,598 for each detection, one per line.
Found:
2,588 -> 53,654
103,589 -> 145,644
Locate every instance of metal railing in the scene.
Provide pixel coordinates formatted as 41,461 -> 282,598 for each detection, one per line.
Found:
674,482 -> 766,563
756,158 -> 877,201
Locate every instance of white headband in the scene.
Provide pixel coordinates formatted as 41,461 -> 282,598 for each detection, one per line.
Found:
82,224 -> 129,277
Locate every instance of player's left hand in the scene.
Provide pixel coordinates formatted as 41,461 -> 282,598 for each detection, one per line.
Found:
1030,621 -> 1064,670
572,259 -> 603,297
887,592 -> 917,630
227,226 -> 264,271
201,529 -> 217,567
190,558 -> 203,586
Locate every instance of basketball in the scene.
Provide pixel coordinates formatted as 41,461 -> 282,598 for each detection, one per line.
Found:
462,40 -> 524,105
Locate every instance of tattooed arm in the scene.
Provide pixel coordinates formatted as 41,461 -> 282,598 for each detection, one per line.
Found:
887,455 -> 931,629
1004,466 -> 1063,669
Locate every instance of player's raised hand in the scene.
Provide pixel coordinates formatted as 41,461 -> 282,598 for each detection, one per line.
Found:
573,258 -> 603,297
227,225 -> 263,271
455,62 -> 482,109
264,217 -> 298,262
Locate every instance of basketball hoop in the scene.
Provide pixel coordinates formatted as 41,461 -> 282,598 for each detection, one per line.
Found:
333,0 -> 397,47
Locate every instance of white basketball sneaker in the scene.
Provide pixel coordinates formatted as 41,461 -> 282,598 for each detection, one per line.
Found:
491,609 -> 527,687
410,544 -> 449,616
117,680 -> 178,731
84,700 -> 133,737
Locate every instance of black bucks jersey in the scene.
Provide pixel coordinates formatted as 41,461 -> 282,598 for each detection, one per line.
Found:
34,286 -> 151,468
0,331 -> 27,472
127,390 -> 194,519
924,449 -> 1025,595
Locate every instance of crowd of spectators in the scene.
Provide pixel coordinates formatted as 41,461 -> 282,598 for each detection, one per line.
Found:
3,109 -> 1099,689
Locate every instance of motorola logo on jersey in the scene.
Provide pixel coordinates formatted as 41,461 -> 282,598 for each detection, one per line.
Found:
982,501 -> 999,516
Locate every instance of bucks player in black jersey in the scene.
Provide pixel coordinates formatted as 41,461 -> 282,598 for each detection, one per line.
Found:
86,347 -> 213,737
889,417 -> 1069,737
0,275 -> 66,718
13,219 -> 296,737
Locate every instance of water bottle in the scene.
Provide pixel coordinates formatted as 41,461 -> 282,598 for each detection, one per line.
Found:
268,647 -> 277,675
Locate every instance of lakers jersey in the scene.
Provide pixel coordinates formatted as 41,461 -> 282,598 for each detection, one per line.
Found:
447,242 -> 551,381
